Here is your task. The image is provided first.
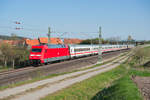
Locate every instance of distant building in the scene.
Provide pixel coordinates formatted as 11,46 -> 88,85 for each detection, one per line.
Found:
25,39 -> 40,46
25,37 -> 83,46
39,37 -> 62,44
0,37 -> 83,47
64,38 -> 83,44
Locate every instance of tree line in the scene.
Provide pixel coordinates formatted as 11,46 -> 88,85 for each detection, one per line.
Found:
80,38 -> 136,45
0,34 -> 26,40
0,43 -> 30,69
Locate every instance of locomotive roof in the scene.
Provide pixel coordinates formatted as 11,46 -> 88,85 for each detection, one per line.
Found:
47,44 -> 66,48
33,44 -> 66,48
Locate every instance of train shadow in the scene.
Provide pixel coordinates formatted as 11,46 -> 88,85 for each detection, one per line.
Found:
143,61 -> 150,67
91,83 -> 125,100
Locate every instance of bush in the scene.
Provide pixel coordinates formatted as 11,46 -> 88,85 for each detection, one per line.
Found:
129,46 -> 150,67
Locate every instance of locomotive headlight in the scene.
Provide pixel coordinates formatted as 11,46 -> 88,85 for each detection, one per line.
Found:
36,55 -> 41,59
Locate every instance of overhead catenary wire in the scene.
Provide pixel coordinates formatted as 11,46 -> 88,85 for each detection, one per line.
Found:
0,24 -> 100,39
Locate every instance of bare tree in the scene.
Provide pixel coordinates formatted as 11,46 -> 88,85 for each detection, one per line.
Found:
106,36 -> 121,44
0,43 -> 12,67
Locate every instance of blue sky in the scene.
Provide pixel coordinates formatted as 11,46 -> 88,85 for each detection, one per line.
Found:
0,0 -> 150,40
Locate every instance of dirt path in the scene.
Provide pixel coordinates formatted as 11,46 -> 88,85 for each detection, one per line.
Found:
133,76 -> 150,100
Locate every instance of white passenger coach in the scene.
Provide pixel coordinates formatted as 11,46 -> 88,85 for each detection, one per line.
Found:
69,44 -> 133,58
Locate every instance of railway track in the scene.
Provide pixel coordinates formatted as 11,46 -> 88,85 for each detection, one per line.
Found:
0,50 -> 125,76
0,49 -> 129,86
0,67 -> 34,76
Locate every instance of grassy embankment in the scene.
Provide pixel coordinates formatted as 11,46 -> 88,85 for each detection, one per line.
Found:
42,46 -> 150,100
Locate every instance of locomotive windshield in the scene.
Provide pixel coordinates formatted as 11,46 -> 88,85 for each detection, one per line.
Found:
32,48 -> 42,52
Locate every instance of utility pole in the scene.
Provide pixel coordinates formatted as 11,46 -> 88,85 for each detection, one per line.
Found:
97,26 -> 102,63
48,27 -> 51,44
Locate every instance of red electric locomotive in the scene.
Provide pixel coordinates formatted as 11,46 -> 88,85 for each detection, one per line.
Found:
29,44 -> 70,66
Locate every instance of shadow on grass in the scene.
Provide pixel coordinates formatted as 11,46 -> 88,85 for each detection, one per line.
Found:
143,61 -> 150,68
91,84 -> 126,100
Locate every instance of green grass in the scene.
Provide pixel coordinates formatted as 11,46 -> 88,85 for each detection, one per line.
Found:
93,67 -> 150,100
129,68 -> 150,77
92,75 -> 142,100
144,46 -> 150,49
41,65 -> 129,100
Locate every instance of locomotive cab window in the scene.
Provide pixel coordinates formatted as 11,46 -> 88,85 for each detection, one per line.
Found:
32,48 -> 42,52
